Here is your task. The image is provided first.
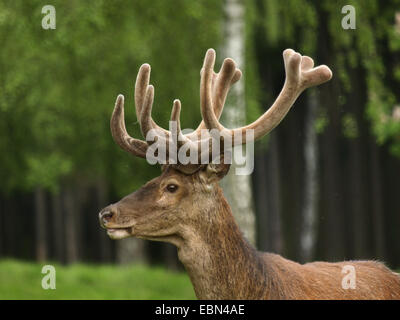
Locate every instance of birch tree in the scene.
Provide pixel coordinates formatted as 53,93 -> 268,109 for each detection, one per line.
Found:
299,92 -> 319,262
220,0 -> 256,245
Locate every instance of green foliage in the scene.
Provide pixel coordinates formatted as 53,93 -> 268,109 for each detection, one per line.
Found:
323,0 -> 400,154
315,112 -> 329,134
0,259 -> 195,299
262,0 -> 318,54
342,113 -> 359,139
0,0 -> 223,195
26,153 -> 72,192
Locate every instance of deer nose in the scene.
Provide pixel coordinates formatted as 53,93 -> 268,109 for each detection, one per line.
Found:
99,207 -> 116,227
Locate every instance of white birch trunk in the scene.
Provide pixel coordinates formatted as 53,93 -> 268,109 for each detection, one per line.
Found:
300,91 -> 319,262
220,0 -> 256,245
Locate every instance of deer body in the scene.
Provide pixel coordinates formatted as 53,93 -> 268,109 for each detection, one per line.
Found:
99,49 -> 400,299
172,179 -> 400,300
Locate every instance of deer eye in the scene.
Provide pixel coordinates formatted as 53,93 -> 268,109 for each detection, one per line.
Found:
166,184 -> 179,193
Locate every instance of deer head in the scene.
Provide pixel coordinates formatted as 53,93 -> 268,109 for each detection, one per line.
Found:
99,48 -> 332,244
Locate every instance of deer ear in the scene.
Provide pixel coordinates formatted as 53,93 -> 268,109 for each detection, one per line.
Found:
199,162 -> 230,184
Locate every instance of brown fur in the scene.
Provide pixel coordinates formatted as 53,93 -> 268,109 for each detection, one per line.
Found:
99,166 -> 400,300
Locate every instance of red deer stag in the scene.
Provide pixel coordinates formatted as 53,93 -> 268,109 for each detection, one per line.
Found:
99,49 -> 400,299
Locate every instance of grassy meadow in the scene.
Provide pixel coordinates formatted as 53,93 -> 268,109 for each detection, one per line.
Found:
0,259 -> 195,300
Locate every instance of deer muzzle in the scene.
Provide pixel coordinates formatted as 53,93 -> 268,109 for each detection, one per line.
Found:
99,205 -> 136,240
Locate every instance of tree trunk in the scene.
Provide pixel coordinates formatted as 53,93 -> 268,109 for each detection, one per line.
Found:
34,187 -> 47,261
95,179 -> 112,262
64,186 -> 78,263
163,243 -> 180,271
320,100 -> 345,261
0,195 -> 4,257
370,140 -> 385,259
220,0 -> 256,246
348,136 -> 368,258
3,196 -> 16,257
51,191 -> 64,263
265,133 -> 283,253
299,91 -> 319,263
116,238 -> 146,264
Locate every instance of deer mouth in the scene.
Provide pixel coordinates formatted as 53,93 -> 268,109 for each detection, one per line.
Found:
106,227 -> 134,240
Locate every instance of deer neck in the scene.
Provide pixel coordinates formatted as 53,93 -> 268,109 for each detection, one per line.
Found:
177,186 -> 268,300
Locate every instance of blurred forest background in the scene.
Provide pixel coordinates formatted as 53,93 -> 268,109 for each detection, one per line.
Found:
0,0 -> 400,273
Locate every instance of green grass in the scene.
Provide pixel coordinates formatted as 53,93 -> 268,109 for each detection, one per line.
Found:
0,259 -> 196,300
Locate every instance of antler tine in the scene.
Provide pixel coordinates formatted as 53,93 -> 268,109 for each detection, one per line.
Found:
171,99 -> 182,134
170,98 -> 194,150
134,64 -> 151,120
212,58 -> 239,118
201,49 -> 332,145
135,64 -> 170,136
187,55 -> 241,140
200,49 -> 224,132
140,85 -> 187,144
139,85 -> 156,138
110,94 -> 148,158
200,58 -> 240,119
